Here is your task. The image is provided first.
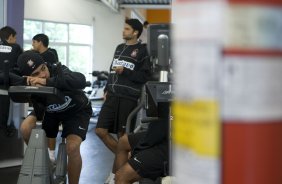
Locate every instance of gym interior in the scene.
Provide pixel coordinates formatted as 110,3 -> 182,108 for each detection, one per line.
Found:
1,0 -> 282,184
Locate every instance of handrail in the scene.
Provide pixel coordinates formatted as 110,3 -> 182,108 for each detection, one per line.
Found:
125,85 -> 146,133
8,86 -> 65,103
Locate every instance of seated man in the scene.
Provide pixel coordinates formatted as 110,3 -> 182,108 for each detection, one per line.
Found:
17,51 -> 93,184
108,117 -> 169,184
23,33 -> 59,163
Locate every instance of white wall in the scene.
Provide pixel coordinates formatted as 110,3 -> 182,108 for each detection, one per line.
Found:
24,0 -> 126,71
0,0 -> 5,27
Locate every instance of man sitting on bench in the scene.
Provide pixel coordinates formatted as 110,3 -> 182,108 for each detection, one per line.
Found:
109,113 -> 169,184
17,51 -> 93,184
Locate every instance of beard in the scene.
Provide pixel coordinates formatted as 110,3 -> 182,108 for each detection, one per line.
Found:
123,34 -> 134,41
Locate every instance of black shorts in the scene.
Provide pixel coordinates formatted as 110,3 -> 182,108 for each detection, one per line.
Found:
128,132 -> 169,180
128,131 -> 146,148
96,95 -> 137,133
42,102 -> 92,141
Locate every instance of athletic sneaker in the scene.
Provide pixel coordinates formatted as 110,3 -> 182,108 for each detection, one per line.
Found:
108,177 -> 115,184
49,149 -> 56,164
161,176 -> 175,184
104,172 -> 115,184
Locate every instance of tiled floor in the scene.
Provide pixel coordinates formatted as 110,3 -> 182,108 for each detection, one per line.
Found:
0,117 -> 115,184
80,119 -> 114,184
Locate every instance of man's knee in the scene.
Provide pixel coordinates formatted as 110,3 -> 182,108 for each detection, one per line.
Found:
20,116 -> 36,138
115,163 -> 140,183
115,168 -> 129,183
66,135 -> 82,157
117,134 -> 131,151
66,143 -> 80,157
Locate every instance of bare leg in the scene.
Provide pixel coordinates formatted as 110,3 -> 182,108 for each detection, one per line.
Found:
66,134 -> 82,184
48,138 -> 56,150
112,134 -> 131,173
115,163 -> 141,184
95,127 -> 118,153
48,138 -> 56,162
20,115 -> 56,148
20,115 -> 37,144
117,131 -> 125,139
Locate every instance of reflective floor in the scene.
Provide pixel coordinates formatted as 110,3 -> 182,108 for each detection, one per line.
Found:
0,117 -> 115,184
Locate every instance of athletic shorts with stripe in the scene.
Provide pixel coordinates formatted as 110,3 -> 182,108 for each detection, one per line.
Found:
127,132 -> 169,180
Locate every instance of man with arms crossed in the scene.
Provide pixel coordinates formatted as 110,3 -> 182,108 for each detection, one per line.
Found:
95,19 -> 151,183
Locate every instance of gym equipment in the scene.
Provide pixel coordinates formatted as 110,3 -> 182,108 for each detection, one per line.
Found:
8,86 -> 67,184
151,32 -> 173,183
147,24 -> 170,59
84,70 -> 108,118
0,60 -> 25,168
87,70 -> 108,101
54,137 -> 67,184
125,31 -> 173,184
0,60 -> 16,137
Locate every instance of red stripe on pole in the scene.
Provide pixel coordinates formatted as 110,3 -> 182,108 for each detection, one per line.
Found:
229,0 -> 282,6
222,121 -> 282,184
223,48 -> 282,57
176,0 -> 282,6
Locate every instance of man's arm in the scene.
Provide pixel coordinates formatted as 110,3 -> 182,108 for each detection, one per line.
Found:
120,55 -> 151,84
0,72 -> 27,86
46,65 -> 86,90
26,65 -> 86,90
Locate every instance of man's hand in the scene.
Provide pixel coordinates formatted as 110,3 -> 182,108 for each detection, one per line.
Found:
26,76 -> 47,87
113,66 -> 124,74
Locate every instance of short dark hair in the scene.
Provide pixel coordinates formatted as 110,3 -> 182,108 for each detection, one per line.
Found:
125,19 -> 143,38
0,26 -> 17,41
32,33 -> 49,47
143,21 -> 149,26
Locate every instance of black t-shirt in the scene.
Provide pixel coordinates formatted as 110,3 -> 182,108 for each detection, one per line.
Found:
0,41 -> 23,72
48,48 -> 59,63
40,49 -> 58,67
106,42 -> 151,100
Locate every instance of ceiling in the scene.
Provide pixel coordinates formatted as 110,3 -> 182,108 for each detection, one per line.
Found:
98,0 -> 171,13
118,0 -> 171,9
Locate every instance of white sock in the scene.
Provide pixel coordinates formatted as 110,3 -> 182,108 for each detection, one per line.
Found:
108,173 -> 115,184
110,172 -> 115,178
105,172 -> 115,184
48,149 -> 56,162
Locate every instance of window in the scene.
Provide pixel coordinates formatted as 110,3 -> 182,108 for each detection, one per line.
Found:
23,19 -> 93,80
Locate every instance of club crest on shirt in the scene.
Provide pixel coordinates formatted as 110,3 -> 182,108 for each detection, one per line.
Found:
27,59 -> 34,67
131,49 -> 138,58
